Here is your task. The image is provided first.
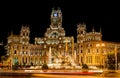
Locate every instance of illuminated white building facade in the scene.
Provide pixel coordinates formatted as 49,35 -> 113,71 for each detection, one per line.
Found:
6,8 -> 120,68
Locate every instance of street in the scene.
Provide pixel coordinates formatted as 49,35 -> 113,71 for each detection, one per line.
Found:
0,69 -> 120,78
0,73 -> 120,78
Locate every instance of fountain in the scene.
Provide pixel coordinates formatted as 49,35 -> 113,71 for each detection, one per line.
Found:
47,46 -> 79,69
65,55 -> 76,67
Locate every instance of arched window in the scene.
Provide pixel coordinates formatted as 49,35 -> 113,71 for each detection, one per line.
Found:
14,50 -> 17,54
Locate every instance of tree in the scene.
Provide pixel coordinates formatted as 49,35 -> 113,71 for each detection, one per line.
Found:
82,64 -> 88,72
42,64 -> 49,70
107,54 -> 115,70
1,56 -> 6,61
12,61 -> 19,70
82,64 -> 88,69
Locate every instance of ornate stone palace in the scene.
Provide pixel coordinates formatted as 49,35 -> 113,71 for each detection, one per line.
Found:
5,8 -> 120,69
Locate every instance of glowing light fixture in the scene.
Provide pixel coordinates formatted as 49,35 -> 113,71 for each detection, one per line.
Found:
54,13 -> 57,17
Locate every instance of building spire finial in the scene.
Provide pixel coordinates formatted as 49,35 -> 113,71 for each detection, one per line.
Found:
92,26 -> 95,32
10,30 -> 13,36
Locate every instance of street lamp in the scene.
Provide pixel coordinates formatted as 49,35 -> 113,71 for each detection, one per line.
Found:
114,46 -> 117,71
44,45 -> 46,64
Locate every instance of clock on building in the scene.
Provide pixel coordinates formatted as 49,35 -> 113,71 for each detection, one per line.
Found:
53,13 -> 58,17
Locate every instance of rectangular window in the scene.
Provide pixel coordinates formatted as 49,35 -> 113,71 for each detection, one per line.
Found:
81,31 -> 83,34
90,56 -> 92,63
81,50 -> 83,53
96,49 -> 99,53
88,49 -> 90,53
14,50 -> 17,54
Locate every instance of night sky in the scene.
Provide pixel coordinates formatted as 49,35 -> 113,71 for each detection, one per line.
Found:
0,1 -> 120,54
